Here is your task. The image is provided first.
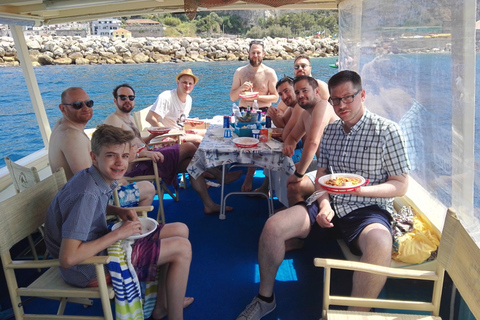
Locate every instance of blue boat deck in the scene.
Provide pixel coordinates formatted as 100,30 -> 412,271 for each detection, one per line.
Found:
0,170 -> 458,319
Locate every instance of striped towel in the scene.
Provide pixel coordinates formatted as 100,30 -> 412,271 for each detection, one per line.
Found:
107,239 -> 158,320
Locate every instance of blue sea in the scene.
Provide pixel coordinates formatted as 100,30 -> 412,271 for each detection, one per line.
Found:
0,57 -> 339,167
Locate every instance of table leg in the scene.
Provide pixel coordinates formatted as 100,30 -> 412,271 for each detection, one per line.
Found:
219,163 -> 227,220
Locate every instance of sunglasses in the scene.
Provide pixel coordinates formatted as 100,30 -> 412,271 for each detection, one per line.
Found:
63,100 -> 94,110
294,64 -> 310,70
282,74 -> 294,81
249,40 -> 264,48
118,95 -> 135,101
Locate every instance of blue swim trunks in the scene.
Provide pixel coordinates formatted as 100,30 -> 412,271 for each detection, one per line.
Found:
109,182 -> 140,207
300,201 -> 392,256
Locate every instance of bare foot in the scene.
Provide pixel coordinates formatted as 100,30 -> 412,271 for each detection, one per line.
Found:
285,238 -> 304,252
202,171 -> 216,179
151,297 -> 194,320
204,203 -> 234,214
225,170 -> 243,184
246,187 -> 270,198
241,175 -> 253,192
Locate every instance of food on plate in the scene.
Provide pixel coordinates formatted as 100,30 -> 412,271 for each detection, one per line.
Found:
323,176 -> 361,187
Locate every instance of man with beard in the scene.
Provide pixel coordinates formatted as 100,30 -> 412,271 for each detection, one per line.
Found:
235,71 -> 409,320
282,76 -> 338,206
230,40 -> 278,112
105,83 -> 237,214
145,69 -> 205,146
272,54 -> 330,117
242,76 -> 305,195
49,87 -> 155,207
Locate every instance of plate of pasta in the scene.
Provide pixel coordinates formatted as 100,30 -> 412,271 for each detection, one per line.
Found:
317,173 -> 368,193
239,92 -> 259,100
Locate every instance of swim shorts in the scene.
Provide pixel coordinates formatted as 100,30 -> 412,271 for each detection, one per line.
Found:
131,225 -> 164,282
301,202 -> 392,256
125,144 -> 180,188
109,182 -> 140,207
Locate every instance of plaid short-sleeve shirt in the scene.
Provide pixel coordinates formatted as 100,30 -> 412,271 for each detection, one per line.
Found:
318,109 -> 410,218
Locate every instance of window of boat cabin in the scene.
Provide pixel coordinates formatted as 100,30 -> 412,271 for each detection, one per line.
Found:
337,0 -> 480,251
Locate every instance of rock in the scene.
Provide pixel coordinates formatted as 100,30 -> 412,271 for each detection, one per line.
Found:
27,40 -> 41,50
37,54 -> 54,65
75,57 -> 90,65
54,57 -> 72,65
68,52 -> 84,60
132,52 -> 149,63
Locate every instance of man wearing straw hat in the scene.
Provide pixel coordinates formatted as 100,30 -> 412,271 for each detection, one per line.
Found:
146,68 -> 206,146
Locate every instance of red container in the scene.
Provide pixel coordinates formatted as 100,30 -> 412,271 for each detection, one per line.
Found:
259,129 -> 268,142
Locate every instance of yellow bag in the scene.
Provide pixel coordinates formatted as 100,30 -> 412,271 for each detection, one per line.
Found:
392,214 -> 440,264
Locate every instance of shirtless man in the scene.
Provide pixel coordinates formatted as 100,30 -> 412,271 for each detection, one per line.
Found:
230,40 -> 279,112
273,54 -> 330,117
105,83 -> 238,214
145,69 -> 205,146
230,40 -> 279,192
283,75 -> 338,206
243,76 -> 305,195
48,87 -> 155,207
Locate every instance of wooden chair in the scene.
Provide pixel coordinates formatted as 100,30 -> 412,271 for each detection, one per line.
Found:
4,156 -> 45,264
314,208 -> 480,320
124,156 -> 179,224
0,168 -> 115,320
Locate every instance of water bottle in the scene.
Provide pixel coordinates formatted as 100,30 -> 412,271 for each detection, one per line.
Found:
252,100 -> 259,112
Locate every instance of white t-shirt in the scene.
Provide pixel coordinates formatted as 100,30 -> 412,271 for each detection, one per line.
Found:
149,89 -> 192,129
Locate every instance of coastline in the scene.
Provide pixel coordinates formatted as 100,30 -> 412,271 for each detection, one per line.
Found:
0,36 -> 338,67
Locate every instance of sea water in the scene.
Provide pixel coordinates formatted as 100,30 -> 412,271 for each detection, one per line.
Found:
0,57 -> 338,166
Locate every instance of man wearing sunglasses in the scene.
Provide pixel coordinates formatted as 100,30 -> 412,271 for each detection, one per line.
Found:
274,54 -> 330,117
230,40 -> 279,112
106,83 -> 237,215
49,87 -> 156,209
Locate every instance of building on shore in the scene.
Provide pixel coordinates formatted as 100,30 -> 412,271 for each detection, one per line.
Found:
91,18 -> 121,37
113,28 -> 132,39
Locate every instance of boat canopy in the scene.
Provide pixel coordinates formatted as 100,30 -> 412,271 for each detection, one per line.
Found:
0,0 -> 338,26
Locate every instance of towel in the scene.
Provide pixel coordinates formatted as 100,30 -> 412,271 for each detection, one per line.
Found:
108,239 -> 158,320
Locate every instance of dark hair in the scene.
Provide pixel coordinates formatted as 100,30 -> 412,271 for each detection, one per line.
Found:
61,87 -> 83,104
276,75 -> 294,90
91,124 -> 134,156
328,70 -> 362,93
294,54 -> 310,64
293,75 -> 318,90
249,40 -> 264,51
112,83 -> 135,98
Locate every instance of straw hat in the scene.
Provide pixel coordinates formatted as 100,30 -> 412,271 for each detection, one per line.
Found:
175,68 -> 199,84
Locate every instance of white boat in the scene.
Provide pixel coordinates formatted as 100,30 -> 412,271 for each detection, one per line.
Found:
0,0 -> 478,319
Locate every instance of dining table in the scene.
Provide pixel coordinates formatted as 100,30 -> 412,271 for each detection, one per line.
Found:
186,121 -> 295,219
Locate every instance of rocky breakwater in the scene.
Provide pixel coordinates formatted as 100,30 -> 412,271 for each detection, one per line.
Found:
0,35 -> 338,66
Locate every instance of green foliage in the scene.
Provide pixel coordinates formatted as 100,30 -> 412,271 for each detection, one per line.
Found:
147,10 -> 338,38
163,16 -> 181,27
195,12 -> 223,34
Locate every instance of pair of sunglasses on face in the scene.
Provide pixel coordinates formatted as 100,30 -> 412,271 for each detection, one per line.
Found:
117,95 -> 135,101
63,100 -> 94,110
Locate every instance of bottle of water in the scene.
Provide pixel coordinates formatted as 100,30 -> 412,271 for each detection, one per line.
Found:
252,100 -> 259,112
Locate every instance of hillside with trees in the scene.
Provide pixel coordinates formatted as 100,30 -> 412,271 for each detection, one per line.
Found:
125,10 -> 338,38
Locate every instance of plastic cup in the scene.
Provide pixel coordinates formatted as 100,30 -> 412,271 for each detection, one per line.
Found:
252,129 -> 260,139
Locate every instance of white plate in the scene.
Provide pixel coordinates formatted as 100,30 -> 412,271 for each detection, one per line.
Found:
232,137 -> 259,148
147,126 -> 171,135
112,217 -> 158,240
317,173 -> 368,193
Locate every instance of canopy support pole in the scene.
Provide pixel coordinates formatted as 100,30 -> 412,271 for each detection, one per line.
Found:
10,25 -> 51,149
451,0 -> 475,216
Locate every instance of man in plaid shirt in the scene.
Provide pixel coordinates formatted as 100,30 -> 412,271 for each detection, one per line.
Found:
236,70 -> 410,320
